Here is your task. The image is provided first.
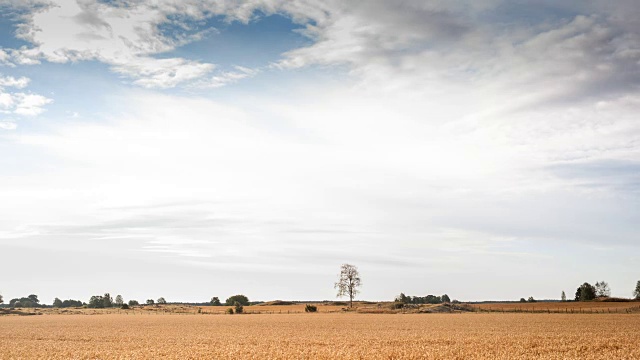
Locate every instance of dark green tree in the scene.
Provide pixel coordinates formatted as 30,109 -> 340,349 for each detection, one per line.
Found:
395,293 -> 409,304
634,281 -> 640,300
53,298 -> 63,308
575,283 -> 596,301
441,294 -> 451,303
527,296 -> 536,303
88,295 -> 105,308
561,291 -> 566,302
103,293 -> 113,308
0,294 -> 3,305
225,295 -> 249,306
128,300 -> 139,306
519,298 -> 527,303
146,299 -> 155,305
210,297 -> 221,306
115,295 -> 124,307
157,297 -> 167,304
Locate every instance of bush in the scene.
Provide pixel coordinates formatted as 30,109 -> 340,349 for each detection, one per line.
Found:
305,304 -> 318,313
226,308 -> 234,315
121,304 -> 129,310
234,301 -> 244,314
226,295 -> 249,306
391,302 -> 405,309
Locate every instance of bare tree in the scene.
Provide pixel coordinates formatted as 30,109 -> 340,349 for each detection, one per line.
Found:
334,263 -> 361,308
595,281 -> 611,298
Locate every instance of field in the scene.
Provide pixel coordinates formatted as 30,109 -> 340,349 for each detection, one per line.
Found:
2,311 -> 640,359
470,301 -> 640,313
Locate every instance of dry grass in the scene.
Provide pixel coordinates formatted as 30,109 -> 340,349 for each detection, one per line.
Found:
1,313 -> 640,359
471,301 -> 640,313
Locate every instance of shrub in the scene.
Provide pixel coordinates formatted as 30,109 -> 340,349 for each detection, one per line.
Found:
234,301 -> 244,314
226,295 -> 249,306
226,308 -> 234,315
391,302 -> 405,309
305,304 -> 318,313
121,304 -> 129,310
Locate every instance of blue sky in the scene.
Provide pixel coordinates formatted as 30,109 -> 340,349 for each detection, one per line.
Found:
0,0 -> 639,304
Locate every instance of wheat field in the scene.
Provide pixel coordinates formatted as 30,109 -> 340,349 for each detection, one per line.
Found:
1,313 -> 639,359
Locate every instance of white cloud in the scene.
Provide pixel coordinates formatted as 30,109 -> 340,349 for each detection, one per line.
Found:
0,75 -> 30,88
12,93 -> 53,116
0,74 -> 52,125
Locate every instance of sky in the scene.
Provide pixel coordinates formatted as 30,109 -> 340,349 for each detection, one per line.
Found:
0,0 -> 639,304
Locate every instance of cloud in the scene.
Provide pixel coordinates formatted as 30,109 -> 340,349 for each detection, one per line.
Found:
0,75 -> 29,88
0,74 -> 52,127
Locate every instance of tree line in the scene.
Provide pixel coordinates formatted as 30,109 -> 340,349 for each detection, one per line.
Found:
3,270 -> 640,309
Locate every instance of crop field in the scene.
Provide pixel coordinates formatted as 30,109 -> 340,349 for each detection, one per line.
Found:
1,313 -> 640,359
471,301 -> 640,313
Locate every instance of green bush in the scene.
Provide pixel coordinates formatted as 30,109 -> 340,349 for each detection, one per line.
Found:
226,308 -> 234,315
234,301 -> 243,314
226,295 -> 249,306
305,304 -> 318,313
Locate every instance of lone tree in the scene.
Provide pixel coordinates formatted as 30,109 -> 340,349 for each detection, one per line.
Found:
595,281 -> 611,298
334,263 -> 361,308
634,281 -> 640,300
575,282 -> 596,301
210,297 -> 221,306
561,291 -> 566,302
225,295 -> 249,306
115,295 -> 124,307
157,297 -> 167,304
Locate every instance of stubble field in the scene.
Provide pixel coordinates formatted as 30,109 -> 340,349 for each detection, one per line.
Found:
1,312 -> 640,359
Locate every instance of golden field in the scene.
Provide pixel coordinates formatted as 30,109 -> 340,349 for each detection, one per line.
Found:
2,312 -> 640,359
471,301 -> 640,313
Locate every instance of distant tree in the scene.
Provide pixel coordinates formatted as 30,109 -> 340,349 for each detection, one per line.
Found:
595,281 -> 611,298
395,293 -> 409,304
527,296 -> 536,303
234,301 -> 243,314
210,297 -> 221,306
225,295 -> 249,306
61,299 -> 83,308
519,298 -> 527,303
305,304 -> 318,313
146,299 -> 155,305
53,298 -> 63,308
575,283 -> 596,301
157,297 -> 167,304
634,281 -> 640,300
441,294 -> 451,303
121,304 -> 129,310
88,295 -> 105,308
128,300 -> 139,307
115,295 -> 124,307
102,293 -> 113,308
561,291 -> 566,302
10,295 -> 40,308
334,263 -> 361,308
0,294 -> 3,304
